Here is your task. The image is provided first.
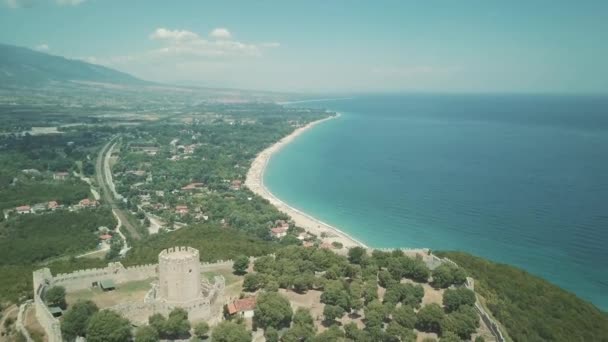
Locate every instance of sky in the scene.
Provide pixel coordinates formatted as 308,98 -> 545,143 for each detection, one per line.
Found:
1,0 -> 607,94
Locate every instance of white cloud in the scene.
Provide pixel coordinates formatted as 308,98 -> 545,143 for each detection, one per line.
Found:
146,27 -> 279,59
209,28 -> 232,40
150,28 -> 199,42
35,43 -> 49,51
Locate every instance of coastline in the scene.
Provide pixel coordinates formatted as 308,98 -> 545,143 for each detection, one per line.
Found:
245,113 -> 367,249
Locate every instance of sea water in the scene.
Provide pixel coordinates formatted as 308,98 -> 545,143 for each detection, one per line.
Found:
265,94 -> 608,310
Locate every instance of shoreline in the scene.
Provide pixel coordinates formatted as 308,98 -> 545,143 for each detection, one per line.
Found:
245,113 -> 368,249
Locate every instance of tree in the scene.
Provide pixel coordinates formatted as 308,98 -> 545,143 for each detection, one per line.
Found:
416,304 -> 445,334
386,321 -> 416,342
264,326 -> 279,342
253,255 -> 276,274
61,300 -> 99,341
431,264 -> 467,289
474,336 -> 485,342
440,331 -> 461,342
392,306 -> 416,329
313,325 -> 344,342
45,286 -> 66,309
233,255 -> 249,275
293,307 -> 315,328
443,288 -> 476,312
406,258 -> 430,283
362,281 -> 378,304
134,326 -> 159,342
378,270 -> 395,288
293,274 -> 314,293
383,283 -> 424,308
164,308 -> 190,338
348,247 -> 367,265
193,321 -> 210,339
323,305 -> 345,325
320,280 -> 351,311
243,273 -> 265,292
148,313 -> 166,334
211,321 -> 251,342
282,323 -> 316,342
344,322 -> 362,340
364,300 -> 388,329
264,280 -> 279,292
253,291 -> 293,330
441,306 -> 479,340
86,310 -> 132,342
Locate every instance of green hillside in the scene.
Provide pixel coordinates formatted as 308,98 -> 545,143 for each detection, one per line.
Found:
436,251 -> 608,342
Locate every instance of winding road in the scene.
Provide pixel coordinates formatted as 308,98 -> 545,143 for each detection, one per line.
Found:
95,137 -> 141,241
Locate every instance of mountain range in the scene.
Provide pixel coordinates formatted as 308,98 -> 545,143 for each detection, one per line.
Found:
0,43 -> 147,87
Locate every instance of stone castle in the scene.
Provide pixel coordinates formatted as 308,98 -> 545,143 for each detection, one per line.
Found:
33,247 -> 228,342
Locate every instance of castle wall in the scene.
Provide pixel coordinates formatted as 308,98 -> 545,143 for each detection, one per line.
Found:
32,269 -> 63,342
51,262 -> 157,291
32,249 -> 232,340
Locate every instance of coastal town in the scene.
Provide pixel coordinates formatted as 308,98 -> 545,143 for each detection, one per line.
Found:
0,97 -> 506,342
1,32 -> 606,342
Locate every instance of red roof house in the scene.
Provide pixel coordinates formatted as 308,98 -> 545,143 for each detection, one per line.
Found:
175,205 -> 189,214
271,227 -> 288,238
227,297 -> 257,318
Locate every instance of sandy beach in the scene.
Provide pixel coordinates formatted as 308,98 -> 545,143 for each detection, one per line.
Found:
245,114 -> 366,249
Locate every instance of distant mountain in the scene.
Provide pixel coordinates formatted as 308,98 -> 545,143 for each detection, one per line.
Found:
0,43 -> 147,87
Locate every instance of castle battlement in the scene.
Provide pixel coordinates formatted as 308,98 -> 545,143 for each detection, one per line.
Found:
32,247 -> 227,341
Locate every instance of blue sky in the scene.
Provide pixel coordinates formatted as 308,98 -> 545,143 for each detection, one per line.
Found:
1,0 -> 607,93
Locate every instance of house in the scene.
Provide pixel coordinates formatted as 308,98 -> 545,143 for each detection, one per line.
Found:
230,179 -> 242,190
303,241 -> 315,248
47,201 -> 59,210
32,203 -> 47,213
181,182 -> 204,191
183,144 -> 197,154
128,170 -> 147,177
79,198 -> 99,207
275,220 -> 289,229
99,234 -> 113,241
22,169 -> 40,175
175,205 -> 189,215
155,191 -> 165,197
53,172 -> 69,180
15,205 -> 31,214
271,227 -> 288,239
227,297 -> 257,318
298,232 -> 312,241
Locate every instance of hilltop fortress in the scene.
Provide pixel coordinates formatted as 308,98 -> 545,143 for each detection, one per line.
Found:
33,247 -> 227,342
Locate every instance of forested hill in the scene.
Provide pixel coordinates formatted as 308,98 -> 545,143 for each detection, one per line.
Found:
0,43 -> 147,87
436,251 -> 608,342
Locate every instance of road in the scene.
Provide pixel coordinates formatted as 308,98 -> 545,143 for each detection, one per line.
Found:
95,137 -> 141,240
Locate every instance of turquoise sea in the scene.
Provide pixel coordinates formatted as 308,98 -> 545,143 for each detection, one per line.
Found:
265,94 -> 608,310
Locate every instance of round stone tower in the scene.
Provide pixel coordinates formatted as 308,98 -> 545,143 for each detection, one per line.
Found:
158,247 -> 201,303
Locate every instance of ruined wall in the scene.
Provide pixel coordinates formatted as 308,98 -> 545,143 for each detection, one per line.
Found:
32,269 -> 62,342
